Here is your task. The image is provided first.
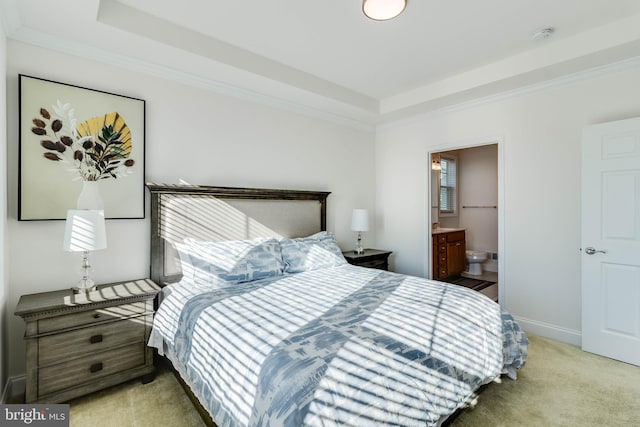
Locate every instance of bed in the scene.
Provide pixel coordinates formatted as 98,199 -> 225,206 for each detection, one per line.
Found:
146,183 -> 528,427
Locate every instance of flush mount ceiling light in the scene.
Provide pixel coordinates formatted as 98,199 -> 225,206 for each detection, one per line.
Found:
363,0 -> 407,21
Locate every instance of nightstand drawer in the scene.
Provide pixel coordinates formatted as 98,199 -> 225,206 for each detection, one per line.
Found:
38,315 -> 149,366
39,342 -> 144,396
358,259 -> 387,269
37,301 -> 150,334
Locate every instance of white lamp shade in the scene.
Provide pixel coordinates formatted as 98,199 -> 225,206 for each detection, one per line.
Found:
363,0 -> 406,21
351,209 -> 369,232
63,210 -> 107,252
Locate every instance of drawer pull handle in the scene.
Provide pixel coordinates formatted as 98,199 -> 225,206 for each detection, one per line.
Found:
90,334 -> 103,344
90,362 -> 103,373
93,313 -> 101,319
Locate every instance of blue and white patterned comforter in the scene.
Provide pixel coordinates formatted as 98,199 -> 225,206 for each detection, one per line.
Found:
149,264 -> 528,427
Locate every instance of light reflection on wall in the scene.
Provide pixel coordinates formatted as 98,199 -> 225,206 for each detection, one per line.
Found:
158,194 -> 321,279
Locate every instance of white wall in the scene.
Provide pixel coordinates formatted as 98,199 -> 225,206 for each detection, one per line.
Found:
458,144 -> 498,254
0,16 -> 8,397
5,40 -> 376,377
376,65 -> 640,344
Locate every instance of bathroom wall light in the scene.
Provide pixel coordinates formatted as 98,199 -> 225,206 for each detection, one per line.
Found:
363,0 -> 407,21
431,154 -> 442,170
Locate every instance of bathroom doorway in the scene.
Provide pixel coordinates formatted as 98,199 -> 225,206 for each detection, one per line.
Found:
429,140 -> 503,303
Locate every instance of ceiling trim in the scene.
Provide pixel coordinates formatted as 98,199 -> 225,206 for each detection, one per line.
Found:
2,0 -> 640,132
7,22 -> 640,132
380,12 -> 640,115
378,54 -> 640,129
6,25 -> 377,132
97,0 -> 378,113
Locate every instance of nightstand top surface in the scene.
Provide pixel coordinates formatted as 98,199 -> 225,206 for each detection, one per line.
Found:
342,248 -> 392,260
15,278 -> 160,317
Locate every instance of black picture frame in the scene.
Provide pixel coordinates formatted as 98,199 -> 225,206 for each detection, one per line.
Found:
19,74 -> 146,220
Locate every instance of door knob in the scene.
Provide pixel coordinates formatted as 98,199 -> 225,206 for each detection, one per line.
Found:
585,247 -> 606,255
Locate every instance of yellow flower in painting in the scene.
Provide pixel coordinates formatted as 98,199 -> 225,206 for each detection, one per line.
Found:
76,112 -> 132,158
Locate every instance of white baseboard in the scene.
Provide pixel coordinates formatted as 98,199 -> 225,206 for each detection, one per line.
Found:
2,375 -> 25,404
513,315 -> 582,347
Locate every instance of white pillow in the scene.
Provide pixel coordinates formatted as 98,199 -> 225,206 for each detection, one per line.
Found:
177,237 -> 284,284
280,231 -> 346,273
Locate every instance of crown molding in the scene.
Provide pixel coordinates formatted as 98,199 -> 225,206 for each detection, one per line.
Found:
6,24 -> 377,132
378,55 -> 640,129
96,0 -> 378,114
3,0 -> 640,133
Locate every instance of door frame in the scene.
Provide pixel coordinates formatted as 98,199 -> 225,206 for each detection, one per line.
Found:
426,136 -> 506,305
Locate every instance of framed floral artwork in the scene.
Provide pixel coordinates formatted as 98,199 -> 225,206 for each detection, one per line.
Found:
19,75 -> 145,220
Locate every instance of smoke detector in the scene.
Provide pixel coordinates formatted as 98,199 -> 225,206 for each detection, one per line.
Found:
531,27 -> 554,41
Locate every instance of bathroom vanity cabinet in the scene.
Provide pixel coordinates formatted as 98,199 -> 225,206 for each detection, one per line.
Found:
432,229 -> 466,280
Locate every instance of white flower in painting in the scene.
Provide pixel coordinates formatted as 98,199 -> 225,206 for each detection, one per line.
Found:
51,100 -> 78,138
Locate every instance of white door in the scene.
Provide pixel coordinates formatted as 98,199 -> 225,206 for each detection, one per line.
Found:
582,117 -> 640,366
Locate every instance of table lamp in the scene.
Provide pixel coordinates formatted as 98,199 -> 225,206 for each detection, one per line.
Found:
63,209 -> 107,293
351,209 -> 369,255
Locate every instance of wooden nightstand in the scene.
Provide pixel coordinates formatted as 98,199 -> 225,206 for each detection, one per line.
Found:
15,278 -> 160,403
342,249 -> 392,271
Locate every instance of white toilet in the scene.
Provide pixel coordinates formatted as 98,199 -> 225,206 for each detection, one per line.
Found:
466,250 -> 488,275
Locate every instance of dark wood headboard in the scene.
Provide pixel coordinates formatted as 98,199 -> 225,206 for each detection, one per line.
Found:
147,183 -> 331,286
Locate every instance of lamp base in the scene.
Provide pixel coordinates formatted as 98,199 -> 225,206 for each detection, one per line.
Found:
73,286 -> 97,294
73,251 -> 97,293
73,278 -> 97,294
354,231 -> 364,254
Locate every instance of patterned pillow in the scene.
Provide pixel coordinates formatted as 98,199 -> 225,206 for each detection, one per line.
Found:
280,231 -> 347,273
177,237 -> 284,284
174,242 -> 228,288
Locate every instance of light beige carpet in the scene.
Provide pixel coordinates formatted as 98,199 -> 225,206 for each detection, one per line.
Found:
68,363 -> 203,427
450,334 -> 640,426
68,334 -> 640,426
